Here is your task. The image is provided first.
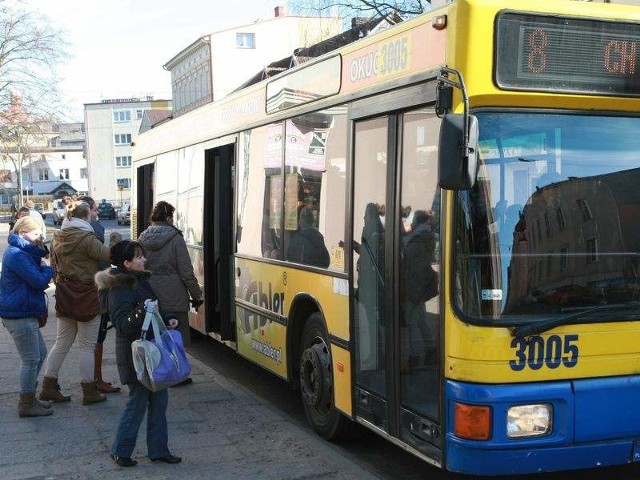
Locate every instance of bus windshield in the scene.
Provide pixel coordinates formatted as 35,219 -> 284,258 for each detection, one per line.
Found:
454,112 -> 640,322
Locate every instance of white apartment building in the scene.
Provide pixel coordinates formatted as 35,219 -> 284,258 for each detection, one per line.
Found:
164,6 -> 342,117
27,123 -> 88,198
84,97 -> 171,206
0,121 -> 87,206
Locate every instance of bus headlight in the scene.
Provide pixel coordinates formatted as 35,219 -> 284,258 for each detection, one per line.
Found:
507,404 -> 552,438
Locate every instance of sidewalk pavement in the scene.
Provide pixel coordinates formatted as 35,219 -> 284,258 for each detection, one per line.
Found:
0,285 -> 378,480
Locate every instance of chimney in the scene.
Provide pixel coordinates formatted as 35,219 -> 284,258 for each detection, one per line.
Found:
274,6 -> 285,17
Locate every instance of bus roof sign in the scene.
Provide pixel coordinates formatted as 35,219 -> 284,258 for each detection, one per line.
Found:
495,12 -> 640,97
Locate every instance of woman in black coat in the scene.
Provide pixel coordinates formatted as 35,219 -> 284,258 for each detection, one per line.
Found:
94,240 -> 181,467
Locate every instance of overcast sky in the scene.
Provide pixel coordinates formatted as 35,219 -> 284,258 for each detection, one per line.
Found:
22,0 -> 283,121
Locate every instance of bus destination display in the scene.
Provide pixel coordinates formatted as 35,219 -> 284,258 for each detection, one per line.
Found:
495,13 -> 640,96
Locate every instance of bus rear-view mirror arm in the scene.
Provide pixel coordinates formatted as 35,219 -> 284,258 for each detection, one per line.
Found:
436,67 -> 479,190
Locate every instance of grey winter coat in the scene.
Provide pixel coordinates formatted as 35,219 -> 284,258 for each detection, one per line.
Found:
138,222 -> 202,312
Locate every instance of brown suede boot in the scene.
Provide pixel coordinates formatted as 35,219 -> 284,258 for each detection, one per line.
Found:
39,376 -> 71,402
94,343 -> 120,393
34,382 -> 52,409
19,393 -> 53,417
81,381 -> 107,405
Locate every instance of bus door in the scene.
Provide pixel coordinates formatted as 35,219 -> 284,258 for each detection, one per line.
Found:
351,105 -> 442,458
135,162 -> 155,238
203,143 -> 236,340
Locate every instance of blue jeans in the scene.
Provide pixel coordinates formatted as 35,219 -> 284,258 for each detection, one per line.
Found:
1,317 -> 47,395
111,383 -> 170,459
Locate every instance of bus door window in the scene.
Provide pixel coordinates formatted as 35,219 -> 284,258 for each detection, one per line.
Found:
353,117 -> 389,399
399,109 -> 441,423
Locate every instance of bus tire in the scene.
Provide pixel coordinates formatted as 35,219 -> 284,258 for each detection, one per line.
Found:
299,312 -> 350,441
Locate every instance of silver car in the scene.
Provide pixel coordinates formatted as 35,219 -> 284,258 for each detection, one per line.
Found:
117,203 -> 130,225
52,200 -> 66,225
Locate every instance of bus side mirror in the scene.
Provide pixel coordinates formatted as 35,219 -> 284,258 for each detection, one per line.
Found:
438,113 -> 478,190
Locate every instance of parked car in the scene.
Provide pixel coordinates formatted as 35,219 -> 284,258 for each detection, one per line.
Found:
117,203 -> 130,225
97,202 -> 116,219
52,199 -> 66,225
34,203 -> 46,220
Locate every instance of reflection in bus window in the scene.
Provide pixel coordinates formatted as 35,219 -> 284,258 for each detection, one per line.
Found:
236,123 -> 283,259
455,112 -> 640,322
281,109 -> 347,271
236,109 -> 347,270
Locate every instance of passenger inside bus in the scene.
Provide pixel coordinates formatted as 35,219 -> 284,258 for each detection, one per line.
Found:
287,207 -> 330,268
401,210 -> 438,370
355,202 -> 386,330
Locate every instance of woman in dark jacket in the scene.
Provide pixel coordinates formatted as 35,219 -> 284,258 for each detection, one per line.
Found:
138,201 -> 202,350
0,216 -> 54,417
95,240 -> 181,467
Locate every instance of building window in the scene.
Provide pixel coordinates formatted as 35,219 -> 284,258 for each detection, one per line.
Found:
544,212 -> 551,238
136,109 -> 143,119
113,110 -> 131,122
59,168 -> 69,180
80,168 -> 88,179
560,246 -> 569,271
115,156 -> 132,167
577,198 -> 593,221
236,32 -> 255,49
556,206 -> 566,229
114,133 -> 132,145
586,238 -> 598,263
116,178 -> 131,189
37,169 -> 49,181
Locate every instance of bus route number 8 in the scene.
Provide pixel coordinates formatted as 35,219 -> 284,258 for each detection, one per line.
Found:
527,28 -> 548,74
509,334 -> 579,371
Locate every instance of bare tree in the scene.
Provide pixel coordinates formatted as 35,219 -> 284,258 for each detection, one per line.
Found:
289,0 -> 431,21
0,1 -> 68,205
0,1 -> 68,117
0,95 -> 53,205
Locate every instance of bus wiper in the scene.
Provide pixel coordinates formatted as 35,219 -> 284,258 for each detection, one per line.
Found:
510,302 -> 640,337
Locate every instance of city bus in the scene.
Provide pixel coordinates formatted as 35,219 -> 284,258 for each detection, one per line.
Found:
130,0 -> 640,474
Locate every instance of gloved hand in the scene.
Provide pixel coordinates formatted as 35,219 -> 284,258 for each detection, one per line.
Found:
144,299 -> 158,313
191,298 -> 204,310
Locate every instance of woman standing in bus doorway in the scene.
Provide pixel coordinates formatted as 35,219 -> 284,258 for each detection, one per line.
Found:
39,199 -> 111,405
95,240 -> 181,467
0,217 -> 54,417
138,201 -> 202,387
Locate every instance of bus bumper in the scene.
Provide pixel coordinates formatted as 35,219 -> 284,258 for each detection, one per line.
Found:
445,377 -> 640,475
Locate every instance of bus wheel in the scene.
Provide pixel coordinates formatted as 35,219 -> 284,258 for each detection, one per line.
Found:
299,313 -> 349,441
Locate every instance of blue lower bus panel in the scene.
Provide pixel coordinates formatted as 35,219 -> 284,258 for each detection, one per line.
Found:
445,376 -> 640,475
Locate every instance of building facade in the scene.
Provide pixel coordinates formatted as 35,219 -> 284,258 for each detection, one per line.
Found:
163,6 -> 342,117
84,97 -> 171,206
0,120 -> 87,208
